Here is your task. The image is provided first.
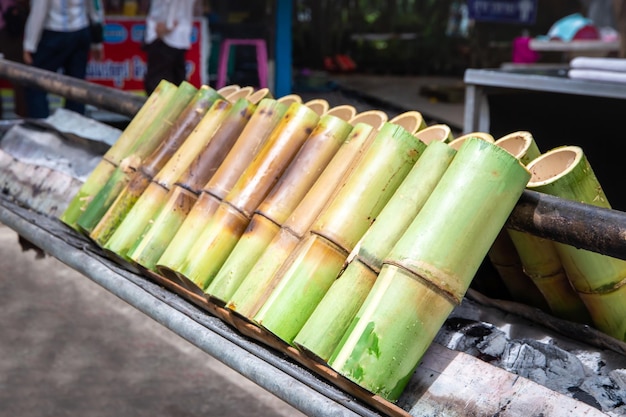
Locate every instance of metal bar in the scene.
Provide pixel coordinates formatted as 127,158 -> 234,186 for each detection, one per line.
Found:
507,189 -> 626,261
0,59 -> 145,117
464,68 -> 626,100
0,198 -> 381,417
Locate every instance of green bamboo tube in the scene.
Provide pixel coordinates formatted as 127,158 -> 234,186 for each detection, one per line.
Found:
414,123 -> 453,144
156,98 -> 290,281
60,80 -> 178,228
206,113 -> 353,302
294,140 -> 457,361
526,146 -> 626,339
253,123 -> 428,344
388,111 -> 425,135
329,138 -> 530,401
171,102 -> 321,290
225,111 -> 388,317
448,131 -> 494,150
88,98 -> 233,247
77,86 -> 222,236
496,132 -> 589,319
482,132 -> 552,310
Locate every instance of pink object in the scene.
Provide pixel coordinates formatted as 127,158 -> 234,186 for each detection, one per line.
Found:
512,36 -> 540,64
216,38 -> 269,89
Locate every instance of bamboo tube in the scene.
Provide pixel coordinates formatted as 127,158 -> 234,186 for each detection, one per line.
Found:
388,111 -> 425,135
324,104 -> 356,121
495,132 -> 590,320
217,84 -> 240,96
126,95 -> 262,270
294,140 -> 457,362
74,81 -> 198,233
156,98 -> 290,281
99,97 -> 251,257
414,123 -> 454,144
305,98 -> 329,115
253,123 -> 428,344
329,138 -> 530,401
60,80 -> 178,228
448,131 -> 494,150
168,102 -> 321,290
89,97 -> 233,247
225,111 -> 388,316
482,132 -> 553,310
277,93 -> 302,104
206,112 -> 354,302
77,86 -> 222,236
526,146 -> 626,340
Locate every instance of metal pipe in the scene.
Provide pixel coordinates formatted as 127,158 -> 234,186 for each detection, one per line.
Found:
0,199 -> 379,417
0,59 -> 145,117
507,189 -> 626,261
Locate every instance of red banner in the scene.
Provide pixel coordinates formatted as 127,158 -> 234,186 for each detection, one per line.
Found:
86,16 -> 208,93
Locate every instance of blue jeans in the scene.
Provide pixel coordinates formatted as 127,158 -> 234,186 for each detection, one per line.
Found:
25,27 -> 91,118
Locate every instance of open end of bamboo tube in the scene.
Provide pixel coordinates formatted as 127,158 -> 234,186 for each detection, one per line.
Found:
414,124 -> 452,144
448,132 -> 494,150
324,105 -> 357,121
494,131 -> 534,159
389,111 -> 424,135
348,110 -> 388,129
526,146 -> 582,186
277,94 -> 302,105
217,85 -> 240,97
305,99 -> 330,116
226,86 -> 255,101
247,88 -> 271,105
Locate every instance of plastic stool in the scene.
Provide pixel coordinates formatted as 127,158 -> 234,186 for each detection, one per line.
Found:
216,38 -> 268,89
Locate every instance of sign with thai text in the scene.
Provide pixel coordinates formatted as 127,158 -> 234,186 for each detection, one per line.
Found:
467,0 -> 537,25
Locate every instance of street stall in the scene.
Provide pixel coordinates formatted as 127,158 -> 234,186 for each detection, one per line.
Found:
1,57 -> 626,416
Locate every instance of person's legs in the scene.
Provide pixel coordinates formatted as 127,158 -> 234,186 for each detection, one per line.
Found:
144,39 -> 187,94
26,30 -> 68,118
62,27 -> 91,114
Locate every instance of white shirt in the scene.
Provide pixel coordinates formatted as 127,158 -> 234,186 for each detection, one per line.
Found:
145,0 -> 195,50
23,0 -> 104,53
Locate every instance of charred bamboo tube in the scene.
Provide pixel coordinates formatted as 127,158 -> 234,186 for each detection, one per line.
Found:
294,140 -> 457,361
155,98 -> 291,281
225,111 -> 389,318
126,94 -> 263,270
78,86 -> 222,237
74,81 -> 198,233
414,123 -> 453,144
206,112 -> 354,302
100,95 -> 258,258
253,122 -> 428,344
496,133 -> 590,321
167,102 -> 321,290
89,97 -> 234,247
329,138 -> 530,401
60,80 -> 178,228
526,146 -> 626,340
448,131 -> 494,150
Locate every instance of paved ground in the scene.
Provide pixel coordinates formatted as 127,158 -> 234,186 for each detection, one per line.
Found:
0,223 -> 306,417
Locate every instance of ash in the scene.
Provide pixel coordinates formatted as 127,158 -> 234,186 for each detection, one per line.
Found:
434,298 -> 626,416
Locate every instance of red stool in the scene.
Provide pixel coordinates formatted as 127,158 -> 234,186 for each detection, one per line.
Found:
216,38 -> 269,89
